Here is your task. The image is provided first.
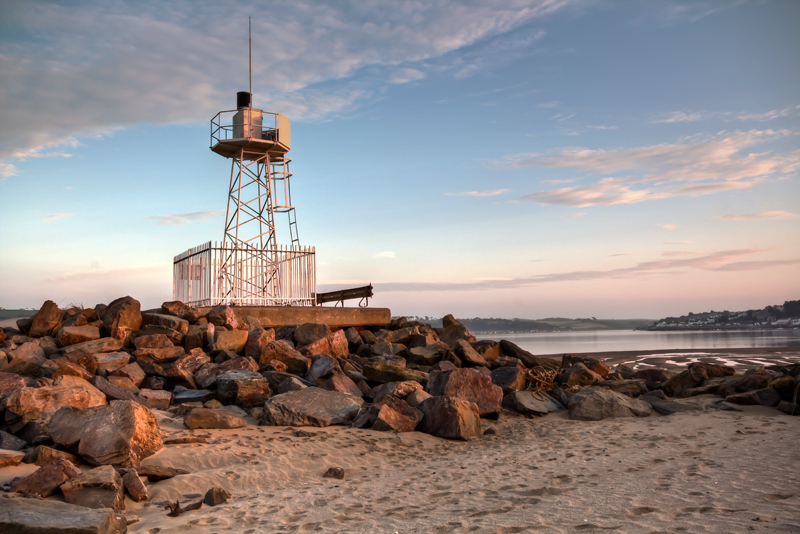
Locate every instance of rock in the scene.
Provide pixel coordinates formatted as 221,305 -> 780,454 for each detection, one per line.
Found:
725,387 -> 781,407
454,339 -> 487,367
209,329 -> 248,354
141,313 -> 189,336
138,388 -> 172,410
343,327 -> 363,351
426,368 -> 503,417
323,467 -> 345,479
173,387 -> 216,404
194,357 -> 259,389
184,323 -> 213,351
258,340 -> 310,375
660,366 -> 708,397
90,375 -> 136,402
244,326 -> 275,361
109,362 -> 145,387
503,390 -> 565,415
4,376 -> 107,428
57,325 -> 102,347
631,368 -> 676,383
558,363 -> 602,387
499,340 -> 559,370
418,396 -> 482,440
52,360 -> 94,382
439,315 -> 476,349
0,371 -> 27,406
93,352 -> 130,373
161,300 -> 202,323
323,373 -> 363,397
61,465 -> 125,512
306,355 -> 341,386
277,376 -> 308,393
776,401 -> 799,416
405,388 -> 433,407
0,429 -> 27,451
101,296 -> 143,339
23,445 -> 81,466
11,459 -> 82,497
216,370 -> 270,407
329,330 -> 349,358
717,374 -> 771,398
490,366 -> 527,394
206,304 -> 239,330
769,375 -> 797,401
133,334 -> 184,363
641,395 -> 723,415
135,465 -> 189,480
59,337 -> 124,359
372,396 -> 423,432
368,380 -> 423,401
122,470 -> 148,502
3,342 -> 47,377
184,407 -> 248,429
164,349 -> 210,387
28,300 -> 64,337
568,387 -> 652,421
204,487 -> 231,506
49,400 -> 163,466
598,379 -> 649,398
363,361 -> 429,386
408,346 -> 440,366
294,323 -> 331,347
0,493 -> 127,534
298,337 -> 332,357
690,361 -> 735,378
263,387 -> 364,427
0,449 -> 25,468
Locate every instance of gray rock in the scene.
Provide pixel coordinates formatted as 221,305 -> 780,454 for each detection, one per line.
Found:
263,387 -> 363,427
503,390 -> 565,415
568,387 -> 652,421
0,493 -> 127,534
498,340 -> 559,370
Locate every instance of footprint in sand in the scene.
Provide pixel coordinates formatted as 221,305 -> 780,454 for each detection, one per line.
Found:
627,506 -> 659,516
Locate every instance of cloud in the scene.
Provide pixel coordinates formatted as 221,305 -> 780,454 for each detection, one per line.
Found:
503,130 -> 799,207
143,209 -> 225,225
537,101 -> 560,108
657,223 -> 678,230
586,125 -> 618,130
607,253 -> 629,257
43,213 -> 76,221
652,111 -> 705,123
715,211 -> 799,221
562,212 -> 585,218
389,68 -> 424,85
653,106 -> 799,124
660,250 -> 699,257
0,162 -> 17,178
373,251 -> 396,259
0,1 -> 575,167
364,248 -> 795,292
445,189 -> 511,197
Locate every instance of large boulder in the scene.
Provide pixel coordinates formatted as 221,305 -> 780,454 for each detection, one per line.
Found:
245,326 -> 275,361
161,300 -> 202,323
454,339 -> 488,367
49,400 -> 163,466
206,304 -> 239,330
439,315 -> 476,349
0,372 -> 27,407
598,379 -> 648,398
10,459 -> 82,497
100,296 -> 142,338
418,396 -> 482,440
660,366 -> 709,397
363,360 -> 429,386
209,329 -> 248,354
28,300 -> 64,338
426,367 -> 503,417
184,407 -> 248,429
725,387 -> 781,407
57,325 -> 101,347
141,312 -> 189,336
499,340 -> 559,370
717,374 -> 771,398
263,387 -> 363,427
258,340 -> 310,375
293,323 -> 331,347
4,376 -> 107,428
216,369 -> 271,407
568,387 -> 652,421
503,390 -> 565,416
194,356 -> 259,389
61,465 -> 126,512
0,493 -> 127,534
372,396 -> 423,433
490,366 -> 526,394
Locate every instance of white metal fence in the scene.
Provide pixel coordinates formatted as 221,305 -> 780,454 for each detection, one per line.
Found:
173,241 -> 316,307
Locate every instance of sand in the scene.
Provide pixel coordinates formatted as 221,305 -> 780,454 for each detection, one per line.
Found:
4,404 -> 794,533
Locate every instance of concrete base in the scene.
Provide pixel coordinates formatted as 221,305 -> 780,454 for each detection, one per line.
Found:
198,306 -> 391,329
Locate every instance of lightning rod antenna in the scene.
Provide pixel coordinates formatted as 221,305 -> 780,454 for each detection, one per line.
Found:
248,17 -> 252,98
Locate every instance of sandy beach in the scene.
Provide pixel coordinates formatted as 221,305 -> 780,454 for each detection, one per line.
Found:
4,392 -> 798,533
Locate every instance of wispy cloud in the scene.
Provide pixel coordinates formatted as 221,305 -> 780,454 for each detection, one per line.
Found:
502,130 -> 799,207
586,125 -> 618,130
363,248 -> 797,292
0,1 -> 575,167
445,189 -> 511,197
143,210 -> 225,225
373,251 -> 396,259
537,100 -> 560,108
657,223 -> 678,230
660,250 -> 699,257
653,106 -> 799,124
715,211 -> 799,221
562,212 -> 585,218
608,253 -> 630,257
43,213 -> 76,221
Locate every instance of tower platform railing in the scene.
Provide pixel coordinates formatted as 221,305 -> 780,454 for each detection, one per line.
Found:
173,241 -> 316,307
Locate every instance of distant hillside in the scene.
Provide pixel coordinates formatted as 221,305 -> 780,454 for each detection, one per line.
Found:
642,300 -> 800,330
405,316 -> 652,332
0,309 -> 36,320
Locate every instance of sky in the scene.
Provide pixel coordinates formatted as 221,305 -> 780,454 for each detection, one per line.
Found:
0,0 -> 798,319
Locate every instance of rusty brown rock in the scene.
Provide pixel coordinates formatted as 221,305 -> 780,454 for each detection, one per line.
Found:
23,445 -> 81,466
161,300 -> 203,323
4,376 -> 107,427
419,395 -> 482,440
141,312 -> 189,335
56,325 -> 101,347
490,366 -> 526,394
322,373 -> 363,397
49,400 -> 163,466
52,360 -> 94,382
184,407 -> 248,429
258,340 -> 310,375
426,368 -> 503,417
216,370 -> 270,407
0,449 -> 25,468
122,470 -> 149,502
28,300 -> 64,338
11,459 -> 82,497
61,465 -> 126,512
206,304 -> 239,330
101,296 -> 142,338
138,388 -> 172,410
209,329 -> 248,354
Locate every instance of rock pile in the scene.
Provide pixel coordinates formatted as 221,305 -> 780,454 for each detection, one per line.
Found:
1,297 -> 798,528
